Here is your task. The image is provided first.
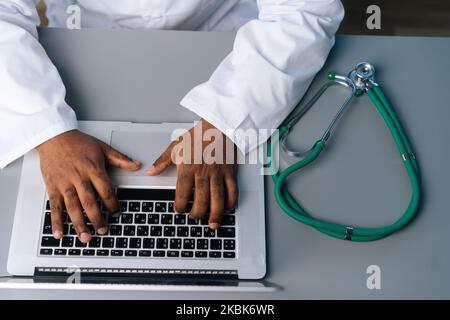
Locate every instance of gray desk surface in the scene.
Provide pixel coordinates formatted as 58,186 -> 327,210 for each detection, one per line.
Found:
1,29 -> 449,299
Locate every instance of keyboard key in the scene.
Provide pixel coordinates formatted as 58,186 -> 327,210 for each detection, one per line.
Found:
128,202 -> 140,212
69,225 -> 77,235
63,224 -> 69,234
117,188 -> 176,201
197,239 -> 208,250
161,214 -> 173,224
143,238 -> 155,249
229,208 -> 236,214
62,237 -> 74,247
168,202 -> 175,213
170,238 -> 182,249
108,215 -> 120,224
75,238 -> 87,248
97,249 -> 109,256
181,251 -> 193,258
200,216 -> 209,226
167,251 -> 179,257
134,213 -> 147,224
41,236 -> 60,247
195,251 -> 207,258
183,239 -> 195,250
69,249 -> 81,255
43,211 -> 51,225
156,238 -> 168,249
139,250 -> 152,257
88,237 -> 102,248
46,200 -> 51,210
142,202 -> 153,212
155,202 -> 167,212
222,215 -> 235,226
109,224 -> 122,236
209,251 -> 221,258
102,237 -> 115,248
116,238 -> 128,248
188,217 -> 199,225
153,250 -> 165,257
177,226 -> 189,237
130,238 -> 142,249
224,252 -> 236,258
203,227 -> 216,238
217,227 -> 235,238
111,250 -> 124,257
164,226 -> 176,237
40,248 -> 53,255
120,201 -> 128,212
186,202 -> 193,213
43,225 -> 52,235
125,250 -> 137,257
137,226 -> 149,236
210,239 -> 222,250
190,227 -> 202,237
148,214 -> 160,224
87,224 -> 95,235
224,240 -> 235,250
150,226 -> 162,237
53,248 -> 66,255
174,214 -> 186,225
124,225 -> 136,236
82,249 -> 95,256
121,213 -> 133,224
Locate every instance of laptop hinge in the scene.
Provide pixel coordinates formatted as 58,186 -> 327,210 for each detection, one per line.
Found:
34,267 -> 239,284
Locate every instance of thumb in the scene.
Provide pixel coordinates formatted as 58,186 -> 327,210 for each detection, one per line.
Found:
99,141 -> 141,171
146,143 -> 175,176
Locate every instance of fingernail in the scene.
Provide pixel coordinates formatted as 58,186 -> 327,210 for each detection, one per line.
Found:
209,222 -> 219,230
79,232 -> 91,243
112,211 -> 121,218
133,160 -> 142,166
97,227 -> 108,235
53,230 -> 62,239
146,166 -> 155,174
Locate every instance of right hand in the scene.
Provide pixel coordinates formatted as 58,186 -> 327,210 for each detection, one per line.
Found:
37,130 -> 141,243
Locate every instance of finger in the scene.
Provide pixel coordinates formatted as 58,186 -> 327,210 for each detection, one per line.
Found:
48,193 -> 64,239
62,186 -> 91,243
146,141 -> 177,176
190,175 -> 210,219
174,172 -> 194,213
75,179 -> 108,235
99,140 -> 141,171
224,173 -> 239,212
209,175 -> 224,229
90,170 -> 121,217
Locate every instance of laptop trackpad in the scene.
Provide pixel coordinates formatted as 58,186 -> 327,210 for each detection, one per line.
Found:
109,131 -> 177,177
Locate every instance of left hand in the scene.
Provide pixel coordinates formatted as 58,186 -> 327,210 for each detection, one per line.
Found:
146,119 -> 238,229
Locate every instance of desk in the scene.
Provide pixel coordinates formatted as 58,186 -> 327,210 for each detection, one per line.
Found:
1,29 -> 449,299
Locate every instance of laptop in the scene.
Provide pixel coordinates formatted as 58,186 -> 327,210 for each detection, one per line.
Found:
5,120 -> 267,287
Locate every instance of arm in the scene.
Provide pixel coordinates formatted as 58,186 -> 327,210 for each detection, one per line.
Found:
0,1 -> 141,243
180,0 -> 345,153
0,0 -> 77,168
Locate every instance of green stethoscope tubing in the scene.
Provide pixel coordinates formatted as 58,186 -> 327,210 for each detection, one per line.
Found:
268,84 -> 421,242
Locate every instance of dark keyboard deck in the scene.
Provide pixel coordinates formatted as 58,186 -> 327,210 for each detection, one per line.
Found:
39,188 -> 237,259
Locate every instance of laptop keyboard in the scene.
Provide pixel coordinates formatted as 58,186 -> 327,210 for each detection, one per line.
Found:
38,188 -> 237,259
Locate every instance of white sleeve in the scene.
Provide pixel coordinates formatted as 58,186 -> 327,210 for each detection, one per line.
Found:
180,0 -> 344,153
0,0 -> 77,169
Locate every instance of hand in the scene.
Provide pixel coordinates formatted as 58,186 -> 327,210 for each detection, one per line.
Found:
147,120 -> 238,229
37,130 -> 141,243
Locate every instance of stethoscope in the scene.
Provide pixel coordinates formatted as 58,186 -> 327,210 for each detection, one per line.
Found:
267,62 -> 421,241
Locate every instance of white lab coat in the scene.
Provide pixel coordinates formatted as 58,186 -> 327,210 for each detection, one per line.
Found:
0,0 -> 344,168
